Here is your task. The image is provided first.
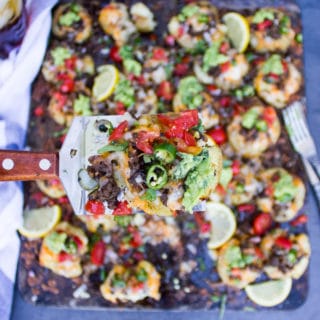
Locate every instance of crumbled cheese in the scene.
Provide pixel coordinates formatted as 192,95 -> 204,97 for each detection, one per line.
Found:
73,284 -> 90,299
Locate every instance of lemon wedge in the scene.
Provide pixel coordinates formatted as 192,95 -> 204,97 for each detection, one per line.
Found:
223,12 -> 250,53
245,278 -> 293,307
205,202 -> 236,249
18,205 -> 62,239
92,64 -> 119,102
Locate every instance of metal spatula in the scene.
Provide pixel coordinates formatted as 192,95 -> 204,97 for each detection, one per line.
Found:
0,114 -> 134,215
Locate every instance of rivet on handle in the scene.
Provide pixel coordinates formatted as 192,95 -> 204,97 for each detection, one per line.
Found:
39,159 -> 51,171
2,158 -> 14,170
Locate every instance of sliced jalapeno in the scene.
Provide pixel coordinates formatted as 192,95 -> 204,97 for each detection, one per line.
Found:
154,143 -> 177,164
146,165 -> 168,190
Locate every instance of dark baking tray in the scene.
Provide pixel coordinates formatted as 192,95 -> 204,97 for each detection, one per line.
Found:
18,0 -> 309,311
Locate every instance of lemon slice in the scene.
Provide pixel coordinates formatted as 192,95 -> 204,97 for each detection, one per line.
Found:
92,64 -> 119,102
205,202 -> 236,249
18,205 -> 62,239
223,12 -> 250,53
245,278 -> 293,307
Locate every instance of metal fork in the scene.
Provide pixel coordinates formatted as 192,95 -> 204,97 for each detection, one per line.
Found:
283,101 -> 320,176
283,101 -> 320,206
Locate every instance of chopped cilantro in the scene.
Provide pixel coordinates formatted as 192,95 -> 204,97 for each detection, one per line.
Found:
141,189 -> 157,202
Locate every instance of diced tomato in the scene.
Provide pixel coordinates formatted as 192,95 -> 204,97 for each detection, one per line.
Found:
183,131 -> 196,146
219,42 -> 230,54
216,184 -> 226,196
263,107 -> 277,127
220,61 -> 231,73
58,196 -> 69,204
264,185 -> 274,197
152,47 -> 167,61
275,236 -> 292,250
34,106 -> 44,117
233,103 -> 245,116
85,199 -> 105,215
90,240 -> 106,266
181,55 -> 191,64
237,203 -> 256,214
109,46 -> 122,62
113,201 -> 132,216
158,110 -> 199,131
206,84 -> 218,93
230,267 -> 242,278
282,61 -> 288,73
206,126 -> 227,145
58,74 -> 75,93
174,63 -> 188,76
73,236 -> 83,249
132,282 -> 144,291
253,212 -> 272,235
231,160 -> 241,176
58,252 -> 73,262
156,80 -> 174,101
64,56 -> 77,70
257,19 -> 273,31
177,26 -> 185,37
115,102 -> 126,115
165,35 -> 175,46
109,120 -> 128,141
130,231 -> 143,248
254,247 -> 264,259
290,214 -> 308,227
149,33 -> 157,41
194,212 -> 211,234
53,92 -> 67,107
134,74 -> 145,85
267,73 -> 280,82
136,130 -> 160,154
219,96 -> 231,108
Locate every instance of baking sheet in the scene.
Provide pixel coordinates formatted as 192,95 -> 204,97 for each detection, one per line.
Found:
18,0 -> 308,311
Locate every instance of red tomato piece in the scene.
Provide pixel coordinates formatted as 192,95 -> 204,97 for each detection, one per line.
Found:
263,107 -> 277,127
207,127 -> 227,145
183,131 -> 196,146
133,251 -> 144,261
34,106 -> 44,117
257,19 -> 273,31
216,184 -> 226,196
237,203 -> 256,214
219,96 -> 231,108
58,252 -> 73,262
254,247 -> 264,259
64,56 -> 77,70
206,84 -> 218,93
85,199 -> 105,215
109,46 -> 122,62
132,282 -> 145,291
282,61 -> 288,73
177,26 -> 185,37
275,236 -> 292,250
174,63 -> 189,76
194,212 -> 211,234
72,236 -> 83,249
219,42 -> 230,54
136,130 -> 160,154
113,201 -> 132,216
220,61 -> 231,73
156,80 -> 174,101
230,267 -> 242,278
253,212 -> 272,235
264,185 -> 274,197
90,240 -> 106,266
231,160 -> 241,176
165,35 -> 175,46
58,196 -> 69,204
290,214 -> 308,227
109,120 -> 128,141
60,78 -> 75,93
152,47 -> 167,61
115,102 -> 126,115
130,231 -> 143,248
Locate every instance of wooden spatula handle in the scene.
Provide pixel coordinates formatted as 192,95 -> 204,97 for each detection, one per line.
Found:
0,150 -> 59,181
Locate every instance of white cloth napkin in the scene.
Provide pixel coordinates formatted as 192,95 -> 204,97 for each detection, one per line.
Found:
0,1 -> 57,319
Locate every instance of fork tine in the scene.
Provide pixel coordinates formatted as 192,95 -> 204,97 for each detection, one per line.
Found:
293,102 -> 313,139
289,103 -> 306,141
284,105 -> 303,143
